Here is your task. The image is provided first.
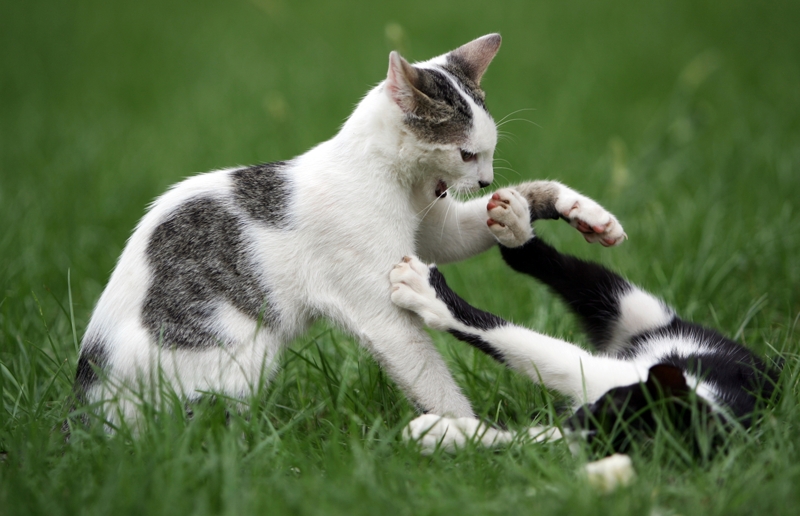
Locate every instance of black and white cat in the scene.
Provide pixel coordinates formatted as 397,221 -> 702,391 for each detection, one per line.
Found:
71,35 -> 627,427
392,186 -> 778,453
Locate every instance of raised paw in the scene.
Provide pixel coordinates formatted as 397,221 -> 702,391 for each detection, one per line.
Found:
486,188 -> 533,248
555,191 -> 627,247
390,257 -> 453,330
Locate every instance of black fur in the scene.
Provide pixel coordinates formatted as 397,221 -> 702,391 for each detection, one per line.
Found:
567,365 -> 709,452
449,330 -> 506,364
74,335 -> 109,397
500,237 -> 632,350
428,267 -> 506,332
498,235 -> 778,430
142,197 -> 272,349
425,266 -> 507,363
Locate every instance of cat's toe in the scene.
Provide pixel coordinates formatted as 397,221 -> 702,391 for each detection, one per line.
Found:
487,188 -> 533,247
390,258 -> 450,326
391,256 -> 431,289
556,196 -> 626,246
404,415 -> 461,455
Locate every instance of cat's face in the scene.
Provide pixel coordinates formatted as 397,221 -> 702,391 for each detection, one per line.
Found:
385,34 -> 501,197
566,364 -> 709,452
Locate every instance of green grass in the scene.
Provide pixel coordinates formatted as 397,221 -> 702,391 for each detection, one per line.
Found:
2,0 -> 799,514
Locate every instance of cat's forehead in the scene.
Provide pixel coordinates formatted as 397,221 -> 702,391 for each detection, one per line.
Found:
416,53 -> 488,112
405,59 -> 495,147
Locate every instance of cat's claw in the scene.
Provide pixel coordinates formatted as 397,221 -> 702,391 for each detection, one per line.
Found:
486,188 -> 534,248
556,195 -> 627,247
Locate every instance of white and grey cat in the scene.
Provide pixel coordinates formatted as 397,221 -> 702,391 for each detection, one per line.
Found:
70,34 -> 626,426
392,186 -> 778,453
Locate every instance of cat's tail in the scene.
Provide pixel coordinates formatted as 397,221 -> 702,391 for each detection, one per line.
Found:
500,237 -> 674,353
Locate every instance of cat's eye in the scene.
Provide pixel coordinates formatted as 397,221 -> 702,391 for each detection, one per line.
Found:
460,149 -> 477,162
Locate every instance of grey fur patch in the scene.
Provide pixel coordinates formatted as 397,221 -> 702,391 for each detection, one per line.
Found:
142,197 -> 272,349
515,181 -> 563,221
232,162 -> 290,225
74,335 -> 109,397
442,55 -> 488,110
404,67 -> 476,145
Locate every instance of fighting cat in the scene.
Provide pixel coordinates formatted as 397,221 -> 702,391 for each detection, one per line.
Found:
70,35 -> 626,427
392,185 -> 778,453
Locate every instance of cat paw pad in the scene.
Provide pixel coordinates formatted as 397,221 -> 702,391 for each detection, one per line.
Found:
487,188 -> 533,247
390,257 -> 451,330
556,194 -> 626,246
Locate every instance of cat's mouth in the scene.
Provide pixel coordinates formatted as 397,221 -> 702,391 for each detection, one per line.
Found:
435,179 -> 448,199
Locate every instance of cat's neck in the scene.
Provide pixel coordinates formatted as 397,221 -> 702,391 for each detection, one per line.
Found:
331,84 -> 429,186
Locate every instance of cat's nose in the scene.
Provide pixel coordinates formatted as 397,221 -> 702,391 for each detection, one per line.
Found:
478,180 -> 491,188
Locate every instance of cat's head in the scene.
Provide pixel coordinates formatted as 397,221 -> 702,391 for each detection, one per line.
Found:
566,364 -> 718,453
384,34 -> 501,197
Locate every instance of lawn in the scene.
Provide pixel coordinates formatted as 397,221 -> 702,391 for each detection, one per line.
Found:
2,0 -> 799,514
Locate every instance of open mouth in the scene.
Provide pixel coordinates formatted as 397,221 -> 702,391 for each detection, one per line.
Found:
435,179 -> 448,198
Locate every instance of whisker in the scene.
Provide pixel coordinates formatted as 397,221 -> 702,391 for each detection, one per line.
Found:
440,191 -> 455,241
495,108 -> 537,126
417,195 -> 441,221
496,118 -> 541,129
492,166 -> 522,178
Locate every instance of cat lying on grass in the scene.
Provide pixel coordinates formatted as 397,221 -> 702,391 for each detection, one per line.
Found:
392,186 -> 779,453
68,34 -> 626,429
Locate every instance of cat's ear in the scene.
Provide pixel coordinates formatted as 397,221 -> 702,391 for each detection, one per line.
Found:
386,51 -> 424,114
645,364 -> 689,397
448,33 -> 502,86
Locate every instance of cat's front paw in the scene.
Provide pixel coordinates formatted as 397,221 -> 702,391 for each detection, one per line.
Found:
556,191 -> 627,247
404,414 -> 502,454
390,257 -> 453,331
487,188 -> 533,248
404,414 -> 465,454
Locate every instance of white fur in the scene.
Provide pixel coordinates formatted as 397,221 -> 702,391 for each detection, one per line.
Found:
404,413 -> 561,454
607,290 -> 674,352
80,37 -> 509,424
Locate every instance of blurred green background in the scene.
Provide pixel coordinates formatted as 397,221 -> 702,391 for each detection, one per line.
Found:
2,0 -> 799,514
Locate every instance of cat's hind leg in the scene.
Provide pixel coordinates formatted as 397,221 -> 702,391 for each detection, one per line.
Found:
391,256 -> 641,402
502,181 -> 627,246
500,237 -> 674,354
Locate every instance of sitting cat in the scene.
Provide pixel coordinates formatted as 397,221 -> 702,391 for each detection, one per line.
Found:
69,34 -> 627,427
391,186 -> 778,453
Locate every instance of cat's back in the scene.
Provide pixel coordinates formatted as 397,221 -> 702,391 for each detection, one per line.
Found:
85,163 -> 296,342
